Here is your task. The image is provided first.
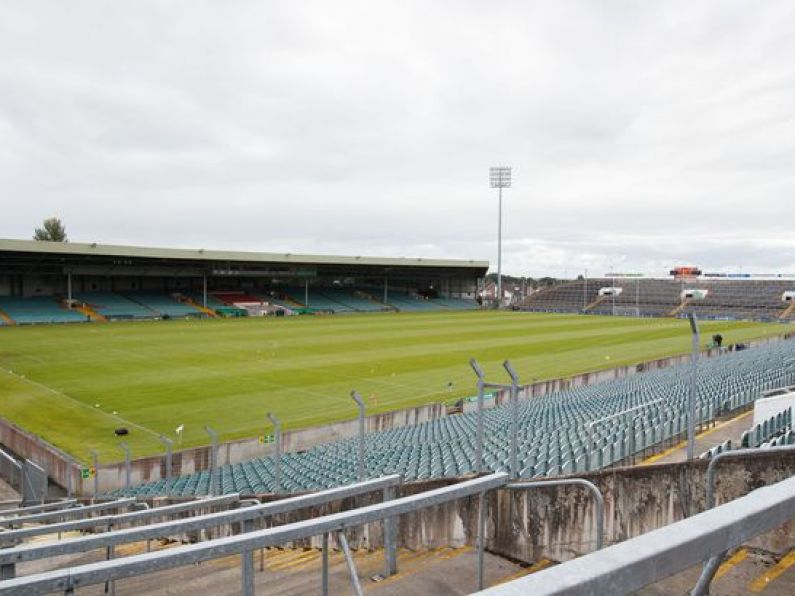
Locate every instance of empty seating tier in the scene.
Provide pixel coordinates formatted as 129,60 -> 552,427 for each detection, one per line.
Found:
0,296 -> 86,325
121,292 -> 204,318
105,339 -> 795,498
76,292 -> 157,320
524,279 -> 795,321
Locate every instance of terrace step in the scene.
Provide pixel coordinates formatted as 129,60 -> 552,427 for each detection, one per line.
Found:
73,303 -> 106,322
0,307 -> 15,325
583,295 -> 606,312
668,298 -> 691,317
184,298 -> 217,318
779,301 -> 795,320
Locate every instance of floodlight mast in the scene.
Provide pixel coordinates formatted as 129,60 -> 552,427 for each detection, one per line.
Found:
489,166 -> 512,308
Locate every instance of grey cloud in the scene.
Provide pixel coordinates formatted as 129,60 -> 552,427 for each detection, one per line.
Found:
1,1 -> 794,278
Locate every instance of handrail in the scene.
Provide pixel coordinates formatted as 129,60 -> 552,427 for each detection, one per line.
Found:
506,479 -> 604,549
0,498 -> 136,529
0,475 -> 402,580
0,500 -> 78,520
475,477 -> 605,590
691,444 -> 795,596
0,494 -> 239,546
0,473 -> 509,596
472,474 -> 795,595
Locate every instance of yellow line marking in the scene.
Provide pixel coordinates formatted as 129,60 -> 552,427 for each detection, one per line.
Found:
370,547 -> 468,588
749,549 -> 795,592
268,550 -> 320,571
714,548 -> 748,581
492,559 -> 552,586
641,410 -> 753,465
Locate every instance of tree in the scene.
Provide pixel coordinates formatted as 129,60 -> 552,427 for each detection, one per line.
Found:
33,217 -> 68,242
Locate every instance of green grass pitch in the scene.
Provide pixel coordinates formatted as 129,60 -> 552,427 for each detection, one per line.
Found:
0,311 -> 790,463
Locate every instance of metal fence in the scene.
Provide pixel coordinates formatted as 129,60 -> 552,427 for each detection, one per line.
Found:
0,473 -> 508,596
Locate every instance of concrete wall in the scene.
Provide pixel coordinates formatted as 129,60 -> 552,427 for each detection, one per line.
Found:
125,450 -> 795,560
487,449 -> 795,563
0,418 -> 82,496
252,450 -> 795,558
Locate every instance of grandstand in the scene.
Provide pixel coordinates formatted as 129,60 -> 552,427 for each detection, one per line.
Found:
0,239 -> 485,324
524,277 -> 795,321
0,295 -> 84,325
104,338 -> 795,498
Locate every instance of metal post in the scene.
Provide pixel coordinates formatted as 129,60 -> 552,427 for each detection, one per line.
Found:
337,530 -> 364,596
241,518 -> 255,596
504,360 -> 521,479
67,271 -> 72,303
687,313 -> 700,460
92,450 -> 99,499
118,443 -> 131,491
321,532 -> 330,596
202,274 -> 207,308
266,413 -> 281,493
351,391 -> 366,481
583,270 -> 588,311
66,464 -> 72,499
470,358 -> 486,475
497,185 -> 502,307
477,490 -> 487,590
305,278 -> 309,307
490,166 -> 511,308
383,485 -> 398,576
204,426 -> 219,496
384,277 -> 388,305
105,543 -> 115,595
159,435 -> 173,493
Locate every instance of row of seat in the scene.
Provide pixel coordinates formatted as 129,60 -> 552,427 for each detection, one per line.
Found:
525,278 -> 795,321
0,296 -> 85,324
740,408 -> 793,448
104,340 -> 795,498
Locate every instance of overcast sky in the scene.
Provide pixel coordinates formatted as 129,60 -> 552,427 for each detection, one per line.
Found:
1,1 -> 794,277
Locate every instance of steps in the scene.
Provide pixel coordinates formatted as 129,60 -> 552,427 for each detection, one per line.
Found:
779,301 -> 795,320
668,298 -> 691,317
357,290 -> 393,310
184,298 -> 217,318
72,303 -> 106,322
0,308 -> 15,325
583,296 -> 606,312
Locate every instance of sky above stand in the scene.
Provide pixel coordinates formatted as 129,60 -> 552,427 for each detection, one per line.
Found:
1,1 -> 794,277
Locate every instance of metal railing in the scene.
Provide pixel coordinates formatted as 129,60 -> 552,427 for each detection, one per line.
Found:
475,477 -> 605,590
0,475 -> 402,589
691,444 -> 795,595
472,474 -> 795,595
0,473 -> 508,596
0,499 -> 78,520
0,498 -> 137,530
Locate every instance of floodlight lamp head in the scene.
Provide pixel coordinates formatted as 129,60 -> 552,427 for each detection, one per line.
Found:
489,166 -> 512,189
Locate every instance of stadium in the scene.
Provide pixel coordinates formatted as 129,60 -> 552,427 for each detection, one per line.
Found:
3,3 -> 795,595
1,237 -> 795,595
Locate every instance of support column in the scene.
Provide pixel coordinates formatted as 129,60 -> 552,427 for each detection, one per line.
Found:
383,485 -> 398,576
241,518 -> 255,596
